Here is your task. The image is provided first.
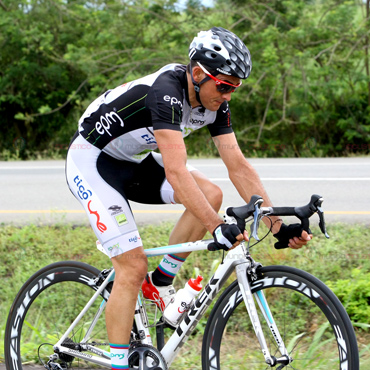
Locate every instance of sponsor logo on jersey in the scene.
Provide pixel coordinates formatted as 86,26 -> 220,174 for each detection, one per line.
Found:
189,118 -> 205,125
193,109 -> 205,117
163,95 -> 183,108
95,111 -> 124,137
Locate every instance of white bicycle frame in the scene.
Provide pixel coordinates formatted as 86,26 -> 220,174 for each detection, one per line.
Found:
53,239 -> 289,368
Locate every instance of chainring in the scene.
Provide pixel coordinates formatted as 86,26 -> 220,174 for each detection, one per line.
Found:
128,344 -> 168,370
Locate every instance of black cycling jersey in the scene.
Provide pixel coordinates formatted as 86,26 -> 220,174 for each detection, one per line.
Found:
77,63 -> 233,162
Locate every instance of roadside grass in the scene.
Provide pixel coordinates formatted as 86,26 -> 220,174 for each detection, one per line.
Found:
0,221 -> 369,368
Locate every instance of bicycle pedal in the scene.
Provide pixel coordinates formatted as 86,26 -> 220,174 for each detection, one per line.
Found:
46,362 -> 67,370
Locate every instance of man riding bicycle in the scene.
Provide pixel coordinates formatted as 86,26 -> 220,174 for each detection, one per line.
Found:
66,27 -> 312,369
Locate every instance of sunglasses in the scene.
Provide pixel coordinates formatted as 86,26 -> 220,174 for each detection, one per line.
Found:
197,62 -> 242,93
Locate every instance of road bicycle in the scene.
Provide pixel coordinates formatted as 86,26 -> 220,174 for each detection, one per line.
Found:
5,194 -> 359,370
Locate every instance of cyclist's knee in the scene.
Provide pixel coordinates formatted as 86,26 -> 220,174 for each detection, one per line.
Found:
207,182 -> 223,211
112,247 -> 148,287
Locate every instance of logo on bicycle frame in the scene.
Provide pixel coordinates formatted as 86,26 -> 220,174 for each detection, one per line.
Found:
88,201 -> 107,233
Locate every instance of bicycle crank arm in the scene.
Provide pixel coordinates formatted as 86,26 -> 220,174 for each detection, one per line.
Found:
235,263 -> 276,366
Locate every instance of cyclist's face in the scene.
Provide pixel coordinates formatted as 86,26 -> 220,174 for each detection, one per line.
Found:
199,72 -> 241,111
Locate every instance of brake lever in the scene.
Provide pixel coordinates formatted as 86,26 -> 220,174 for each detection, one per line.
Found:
313,196 -> 330,239
250,203 -> 262,241
317,205 -> 330,238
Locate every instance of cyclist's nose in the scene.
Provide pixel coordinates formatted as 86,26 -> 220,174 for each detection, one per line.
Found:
221,92 -> 232,101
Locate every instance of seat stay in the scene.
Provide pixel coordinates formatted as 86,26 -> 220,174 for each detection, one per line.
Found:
54,269 -> 115,349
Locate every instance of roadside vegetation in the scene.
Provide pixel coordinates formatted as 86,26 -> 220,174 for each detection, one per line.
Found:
1,0 -> 370,160
0,221 -> 369,367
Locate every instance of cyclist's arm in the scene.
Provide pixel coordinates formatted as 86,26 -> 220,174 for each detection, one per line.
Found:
214,132 -> 311,248
154,129 -> 242,240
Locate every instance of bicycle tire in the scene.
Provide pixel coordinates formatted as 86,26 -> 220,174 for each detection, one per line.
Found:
4,260 -> 111,370
202,265 -> 359,370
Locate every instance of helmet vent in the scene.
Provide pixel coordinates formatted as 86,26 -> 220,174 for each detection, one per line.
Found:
224,40 -> 233,50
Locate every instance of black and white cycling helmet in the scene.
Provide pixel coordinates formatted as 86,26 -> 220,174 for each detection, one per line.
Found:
189,27 -> 252,79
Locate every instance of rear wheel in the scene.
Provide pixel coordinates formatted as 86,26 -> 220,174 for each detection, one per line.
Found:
5,261 -> 111,370
202,265 -> 359,370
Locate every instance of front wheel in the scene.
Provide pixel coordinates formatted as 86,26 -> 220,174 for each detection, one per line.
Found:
4,261 -> 111,370
202,265 -> 359,370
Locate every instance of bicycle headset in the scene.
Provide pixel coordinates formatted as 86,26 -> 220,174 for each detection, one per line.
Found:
188,27 -> 252,105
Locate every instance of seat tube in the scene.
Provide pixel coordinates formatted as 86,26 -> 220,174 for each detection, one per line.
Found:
134,295 -> 152,345
235,263 -> 275,367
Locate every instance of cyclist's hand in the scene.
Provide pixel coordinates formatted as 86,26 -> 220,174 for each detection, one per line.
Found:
209,224 -> 246,251
273,223 -> 312,249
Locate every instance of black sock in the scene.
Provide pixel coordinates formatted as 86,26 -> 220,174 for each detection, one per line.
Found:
152,268 -> 174,286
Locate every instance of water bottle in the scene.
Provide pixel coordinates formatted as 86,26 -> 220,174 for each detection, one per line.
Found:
163,275 -> 203,327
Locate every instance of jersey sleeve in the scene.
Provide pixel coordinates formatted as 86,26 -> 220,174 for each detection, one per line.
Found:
146,72 -> 183,132
207,101 -> 234,137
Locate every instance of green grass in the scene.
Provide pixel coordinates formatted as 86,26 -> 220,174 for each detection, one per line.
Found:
0,222 -> 369,368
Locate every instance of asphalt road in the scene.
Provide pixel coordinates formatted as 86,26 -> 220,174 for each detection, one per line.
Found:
0,157 -> 369,226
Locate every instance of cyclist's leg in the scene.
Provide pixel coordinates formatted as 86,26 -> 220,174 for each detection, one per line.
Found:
107,247 -> 147,355
66,135 -> 148,367
169,168 -> 223,258
141,153 -> 223,285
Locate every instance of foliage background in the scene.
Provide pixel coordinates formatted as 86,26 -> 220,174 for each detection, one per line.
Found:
1,0 -> 370,159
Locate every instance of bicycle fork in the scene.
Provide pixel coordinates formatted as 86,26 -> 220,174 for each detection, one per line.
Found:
235,263 -> 292,368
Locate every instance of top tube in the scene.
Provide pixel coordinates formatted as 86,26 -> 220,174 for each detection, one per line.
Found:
144,239 -> 212,257
96,239 -> 212,258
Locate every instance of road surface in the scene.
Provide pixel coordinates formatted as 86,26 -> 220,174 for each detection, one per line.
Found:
0,157 -> 369,226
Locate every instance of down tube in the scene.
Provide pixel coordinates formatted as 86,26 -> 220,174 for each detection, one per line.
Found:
161,246 -> 248,366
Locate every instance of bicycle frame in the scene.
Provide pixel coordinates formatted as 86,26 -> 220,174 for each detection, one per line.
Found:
53,239 -> 289,368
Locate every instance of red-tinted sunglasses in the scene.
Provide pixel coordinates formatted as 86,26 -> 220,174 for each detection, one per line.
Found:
197,62 -> 242,93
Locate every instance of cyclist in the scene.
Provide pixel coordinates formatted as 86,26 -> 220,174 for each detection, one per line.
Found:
66,27 -> 312,369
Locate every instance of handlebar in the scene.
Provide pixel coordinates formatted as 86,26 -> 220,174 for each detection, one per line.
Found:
224,194 -> 330,243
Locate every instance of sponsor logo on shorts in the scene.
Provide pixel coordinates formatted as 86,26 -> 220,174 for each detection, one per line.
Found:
108,243 -> 124,255
109,205 -> 128,227
73,175 -> 92,200
108,205 -> 123,215
129,236 -> 141,243
115,213 -> 128,227
88,200 -> 107,233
